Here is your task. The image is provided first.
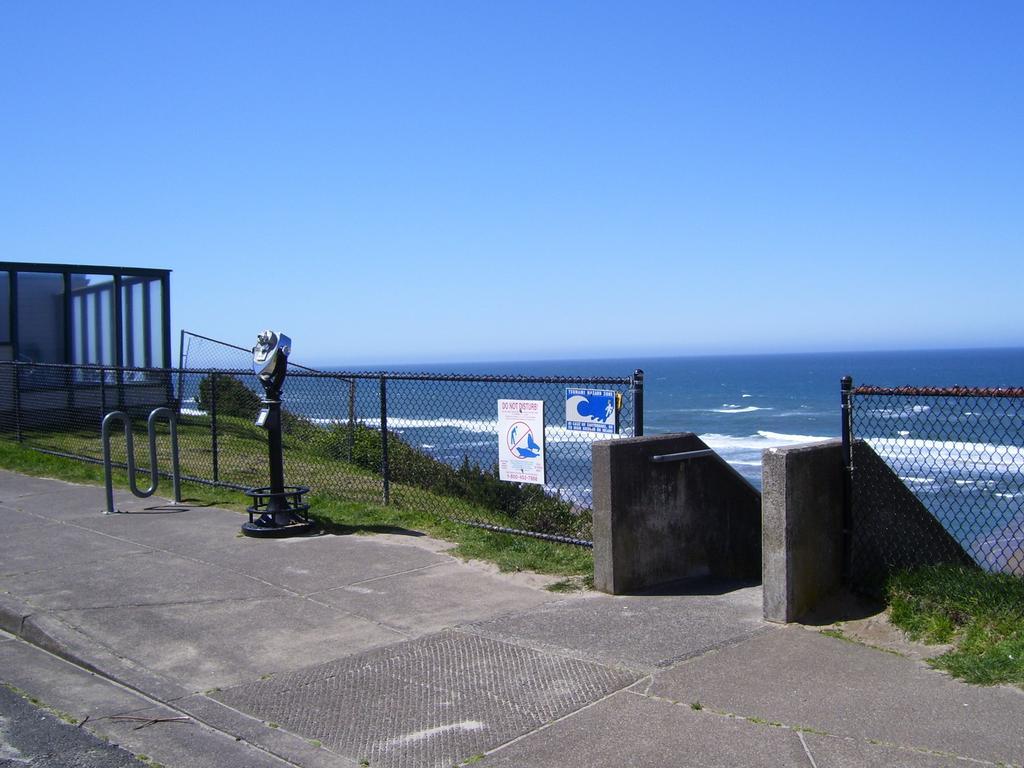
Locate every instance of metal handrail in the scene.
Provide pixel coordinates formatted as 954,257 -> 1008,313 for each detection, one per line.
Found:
650,449 -> 716,463
101,408 -> 181,514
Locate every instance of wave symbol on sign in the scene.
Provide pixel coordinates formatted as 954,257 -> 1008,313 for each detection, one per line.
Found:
569,394 -> 614,423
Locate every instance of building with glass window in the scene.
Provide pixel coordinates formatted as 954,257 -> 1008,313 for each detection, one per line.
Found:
1,263 -> 174,429
0,262 -> 171,367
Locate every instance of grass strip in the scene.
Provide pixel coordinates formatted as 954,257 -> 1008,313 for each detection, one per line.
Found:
0,440 -> 592,580
887,564 -> 1024,687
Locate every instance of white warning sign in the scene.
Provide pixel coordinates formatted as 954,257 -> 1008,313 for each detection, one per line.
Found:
497,399 -> 545,485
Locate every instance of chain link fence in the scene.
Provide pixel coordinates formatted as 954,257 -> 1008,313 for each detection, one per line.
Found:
2,348 -> 641,545
846,382 -> 1024,588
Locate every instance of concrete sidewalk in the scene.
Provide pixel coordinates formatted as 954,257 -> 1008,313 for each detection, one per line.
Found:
1,469 -> 1021,767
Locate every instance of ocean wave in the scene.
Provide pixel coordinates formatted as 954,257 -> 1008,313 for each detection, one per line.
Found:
311,416 -> 496,434
712,406 -> 773,414
866,437 -> 1024,473
899,476 -> 936,485
869,405 -> 933,419
309,415 -> 629,444
699,431 -> 832,453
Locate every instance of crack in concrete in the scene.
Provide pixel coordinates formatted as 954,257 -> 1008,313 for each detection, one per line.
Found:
474,674 -> 642,762
797,730 -> 819,768
305,560 -> 451,596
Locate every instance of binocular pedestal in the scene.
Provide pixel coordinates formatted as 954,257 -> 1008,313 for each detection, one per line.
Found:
242,486 -> 312,537
241,331 -> 314,538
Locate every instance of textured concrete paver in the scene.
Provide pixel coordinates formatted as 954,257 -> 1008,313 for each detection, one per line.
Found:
467,582 -> 766,670
650,626 -> 1024,766
213,629 -> 640,768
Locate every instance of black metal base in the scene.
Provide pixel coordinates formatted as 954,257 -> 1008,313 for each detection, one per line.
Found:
242,485 -> 314,539
241,518 -> 315,538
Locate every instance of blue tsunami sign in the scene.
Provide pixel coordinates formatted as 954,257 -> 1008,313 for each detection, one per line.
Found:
566,388 -> 617,433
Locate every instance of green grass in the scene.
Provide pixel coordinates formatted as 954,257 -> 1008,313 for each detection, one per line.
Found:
887,565 -> 1024,687
307,494 -> 592,577
0,439 -> 592,579
5,410 -> 592,539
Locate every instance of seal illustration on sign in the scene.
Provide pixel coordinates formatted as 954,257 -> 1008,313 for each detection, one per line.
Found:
507,421 -> 542,459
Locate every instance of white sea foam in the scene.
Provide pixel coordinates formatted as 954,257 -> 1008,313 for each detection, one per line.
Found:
712,406 -> 772,414
899,476 -> 936,485
314,416 -> 497,434
866,437 -> 1024,473
699,431 -> 831,453
315,416 -> 628,444
870,405 -> 933,419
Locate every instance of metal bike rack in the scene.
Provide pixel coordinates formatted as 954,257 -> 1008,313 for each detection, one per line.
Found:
101,407 -> 182,514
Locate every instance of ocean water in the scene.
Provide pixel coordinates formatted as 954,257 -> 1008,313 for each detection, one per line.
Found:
317,347 -> 1024,486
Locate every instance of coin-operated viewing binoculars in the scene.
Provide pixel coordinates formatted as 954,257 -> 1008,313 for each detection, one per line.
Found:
241,330 -> 313,538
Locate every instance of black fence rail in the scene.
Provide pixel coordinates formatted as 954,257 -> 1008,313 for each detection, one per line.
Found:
1,359 -> 642,546
844,379 -> 1024,586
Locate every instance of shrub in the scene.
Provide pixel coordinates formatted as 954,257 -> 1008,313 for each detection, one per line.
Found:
196,375 -> 261,418
310,423 -> 584,533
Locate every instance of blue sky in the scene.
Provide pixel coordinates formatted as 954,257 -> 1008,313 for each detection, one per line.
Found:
2,1 -> 1021,365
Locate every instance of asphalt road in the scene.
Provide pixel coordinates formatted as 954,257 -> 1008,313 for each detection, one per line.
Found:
0,684 -> 142,768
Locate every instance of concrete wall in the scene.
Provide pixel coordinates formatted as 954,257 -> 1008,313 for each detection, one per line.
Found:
761,439 -> 844,623
761,439 -> 976,622
592,432 -> 762,595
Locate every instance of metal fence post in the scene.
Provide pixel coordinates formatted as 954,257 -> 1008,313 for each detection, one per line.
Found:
631,369 -> 645,437
99,366 -> 108,422
379,374 -> 390,505
175,328 -> 186,406
840,375 -> 854,583
210,372 -> 220,482
348,379 -> 356,462
13,364 -> 23,442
